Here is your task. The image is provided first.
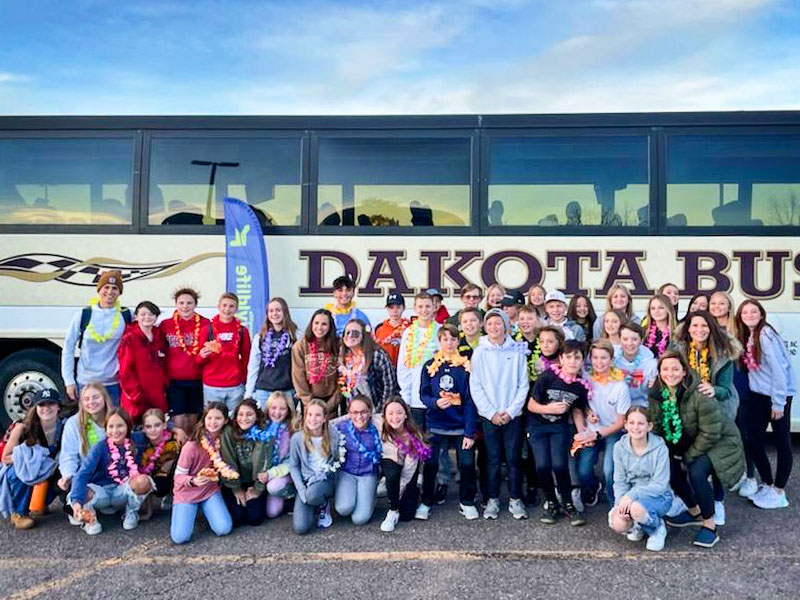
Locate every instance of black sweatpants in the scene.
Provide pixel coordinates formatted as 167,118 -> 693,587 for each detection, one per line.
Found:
381,459 -> 420,521
746,393 -> 793,489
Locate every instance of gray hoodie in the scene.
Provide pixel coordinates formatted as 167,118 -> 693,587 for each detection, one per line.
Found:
612,432 -> 672,505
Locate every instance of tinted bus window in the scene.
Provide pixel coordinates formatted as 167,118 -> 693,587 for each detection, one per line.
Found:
487,136 -> 649,228
666,133 -> 800,228
317,137 -> 471,227
0,138 -> 134,225
148,137 -> 302,227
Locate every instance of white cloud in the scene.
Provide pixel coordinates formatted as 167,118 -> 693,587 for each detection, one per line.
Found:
0,72 -> 29,84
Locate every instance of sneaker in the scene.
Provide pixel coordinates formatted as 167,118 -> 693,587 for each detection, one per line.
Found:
713,501 -> 726,526
82,520 -> 103,535
646,519 -> 667,552
749,484 -> 771,504
626,523 -> 644,541
665,510 -> 703,528
68,513 -> 83,526
738,477 -> 759,499
562,502 -> 587,527
11,513 -> 35,530
508,498 -> 529,520
483,498 -> 501,520
434,484 -> 448,506
459,503 -> 480,520
540,500 -> 559,524
122,509 -> 140,531
414,503 -> 431,521
583,483 -> 603,508
523,488 -> 540,508
729,472 -> 747,492
752,486 -> 790,510
160,495 -> 173,511
376,478 -> 388,498
380,509 -> 400,532
693,526 -> 719,548
317,502 -> 333,529
570,488 -> 585,513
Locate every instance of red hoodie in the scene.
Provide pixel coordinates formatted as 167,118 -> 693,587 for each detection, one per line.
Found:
197,315 -> 252,387
160,312 -> 210,381
118,323 -> 168,422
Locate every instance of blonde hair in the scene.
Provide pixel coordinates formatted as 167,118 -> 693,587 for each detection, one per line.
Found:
77,383 -> 113,456
302,399 -> 332,458
640,294 -> 677,335
484,284 -> 506,311
605,284 -> 634,320
266,391 -> 298,433
710,291 -> 738,337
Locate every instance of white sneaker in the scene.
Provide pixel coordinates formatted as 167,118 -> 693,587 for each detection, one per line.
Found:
646,520 -> 667,552
122,509 -> 140,531
83,520 -> 102,535
483,498 -> 501,520
508,498 -> 529,520
376,478 -> 388,498
414,503 -> 431,521
729,473 -> 747,492
317,502 -> 333,528
459,503 -> 479,520
68,513 -> 82,526
570,488 -> 585,513
750,483 -> 770,504
753,486 -> 790,510
626,523 -> 644,541
666,495 -> 688,517
713,501 -> 726,526
380,509 -> 400,532
738,477 -> 759,498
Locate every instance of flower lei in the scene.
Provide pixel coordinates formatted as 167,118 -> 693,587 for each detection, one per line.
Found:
743,332 -> 760,371
173,312 -> 202,356
317,433 -> 347,474
325,301 -> 356,316
85,297 -> 122,343
645,324 -> 670,357
617,351 -> 645,387
106,438 -> 139,484
515,332 -> 541,380
344,420 -> 383,466
426,351 -> 470,376
200,434 -> 240,479
688,341 -> 711,382
551,363 -> 593,400
308,339 -> 332,384
86,419 -> 100,448
660,387 -> 683,444
404,322 -> 436,368
140,430 -> 171,475
244,421 -> 288,468
589,367 -> 625,383
262,329 -> 291,369
338,348 -> 366,401
393,430 -> 432,462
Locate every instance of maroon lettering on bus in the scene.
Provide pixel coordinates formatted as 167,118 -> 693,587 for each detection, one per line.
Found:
481,251 -> 543,291
597,251 -> 653,296
677,251 -> 732,295
547,251 -> 600,296
734,250 -> 792,299
299,250 -> 359,295
360,251 -> 414,296
421,250 -> 481,296
795,253 -> 800,299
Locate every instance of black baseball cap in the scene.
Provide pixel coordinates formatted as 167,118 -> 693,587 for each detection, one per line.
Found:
501,290 -> 525,307
33,388 -> 61,406
386,292 -> 405,307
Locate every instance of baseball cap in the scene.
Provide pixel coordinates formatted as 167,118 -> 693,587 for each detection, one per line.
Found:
386,292 -> 405,307
33,388 -> 61,406
501,290 -> 525,307
424,288 -> 444,300
545,290 -> 568,305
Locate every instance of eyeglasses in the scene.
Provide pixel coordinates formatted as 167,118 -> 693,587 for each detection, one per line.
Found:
344,330 -> 362,338
463,294 -> 481,300
349,409 -> 370,417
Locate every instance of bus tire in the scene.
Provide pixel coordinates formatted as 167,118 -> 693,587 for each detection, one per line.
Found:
0,349 -> 64,428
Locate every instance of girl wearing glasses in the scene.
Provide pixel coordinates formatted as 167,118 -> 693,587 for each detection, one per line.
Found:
338,320 -> 398,416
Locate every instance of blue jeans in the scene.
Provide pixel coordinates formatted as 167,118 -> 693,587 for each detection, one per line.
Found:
576,431 -> 623,505
253,389 -> 295,412
335,471 -> 377,526
482,416 -> 523,499
293,479 -> 334,535
632,492 -> 673,536
170,491 -> 232,544
4,466 -> 58,515
68,481 -> 147,519
78,383 -> 120,407
203,384 -> 245,414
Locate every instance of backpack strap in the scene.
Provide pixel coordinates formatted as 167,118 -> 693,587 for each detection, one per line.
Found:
121,307 -> 132,325
208,322 -> 215,342
76,307 -> 92,351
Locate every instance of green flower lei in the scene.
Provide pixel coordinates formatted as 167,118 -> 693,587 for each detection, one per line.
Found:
660,387 -> 683,444
515,331 -> 541,381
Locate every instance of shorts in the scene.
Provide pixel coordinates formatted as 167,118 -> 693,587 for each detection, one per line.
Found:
167,380 -> 204,416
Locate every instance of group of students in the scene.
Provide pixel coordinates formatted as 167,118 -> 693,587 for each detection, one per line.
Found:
0,271 -> 795,552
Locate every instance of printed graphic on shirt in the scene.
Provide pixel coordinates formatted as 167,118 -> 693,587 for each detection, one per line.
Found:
439,373 -> 455,393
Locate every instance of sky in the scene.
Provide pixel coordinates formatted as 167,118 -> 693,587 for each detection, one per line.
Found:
1,0 -> 799,115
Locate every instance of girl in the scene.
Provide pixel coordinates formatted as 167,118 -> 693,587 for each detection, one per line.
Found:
609,407 -> 672,552
1,389 -> 64,529
535,325 -> 565,377
338,319 -> 398,415
614,323 -> 657,408
681,293 -> 710,323
289,399 -> 344,535
291,309 -> 340,414
527,284 -> 547,319
592,284 -> 640,340
658,283 -> 680,314
709,291 -> 737,337
379,397 -> 430,532
118,301 -> 168,424
650,351 -> 744,548
484,284 -> 506,312
600,309 -> 627,348
567,294 -> 597,344
170,402 -> 235,544
220,399 -> 268,527
160,287 -> 210,435
640,295 -> 676,358
69,408 -> 152,534
735,300 -> 797,509
245,297 -> 298,410
334,395 -> 382,526
134,408 -> 181,520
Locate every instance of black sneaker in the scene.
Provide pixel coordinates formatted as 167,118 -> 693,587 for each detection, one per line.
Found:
524,488 -> 540,508
562,502 -> 587,527
540,500 -> 559,524
582,482 -> 603,508
434,484 -> 448,505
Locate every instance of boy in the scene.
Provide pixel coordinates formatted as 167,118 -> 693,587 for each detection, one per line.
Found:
527,339 -> 590,526
373,292 -> 411,368
426,288 -> 450,325
544,290 -> 585,341
446,284 -> 484,327
198,292 -> 252,414
397,293 -> 440,428
501,289 -> 525,336
469,308 -> 529,520
514,303 -> 543,505
613,322 -> 657,407
457,307 -> 483,358
326,275 -> 371,336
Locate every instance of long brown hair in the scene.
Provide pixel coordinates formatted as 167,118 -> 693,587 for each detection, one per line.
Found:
678,310 -> 736,363
22,403 -> 59,447
258,297 -> 298,341
191,402 -> 229,442
302,399 -> 332,457
601,309 -> 628,340
304,309 -> 338,356
380,396 -> 424,444
104,408 -> 134,440
735,299 -> 777,367
77,383 -> 113,455
230,399 -> 263,442
339,319 -> 376,373
640,294 -> 677,334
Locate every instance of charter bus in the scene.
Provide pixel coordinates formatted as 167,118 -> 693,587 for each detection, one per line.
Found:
1,112 -> 799,427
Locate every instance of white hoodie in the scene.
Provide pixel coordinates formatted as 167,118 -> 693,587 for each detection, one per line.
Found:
469,335 -> 529,420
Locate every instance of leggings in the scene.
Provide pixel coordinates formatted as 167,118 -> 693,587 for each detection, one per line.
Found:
528,422 -> 572,503
381,459 -> 420,520
669,454 -> 717,520
746,393 -> 793,489
733,366 -> 756,478
265,475 -> 292,519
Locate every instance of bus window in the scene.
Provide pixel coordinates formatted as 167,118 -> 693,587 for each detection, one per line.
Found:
666,133 -> 800,228
316,137 -> 471,228
148,137 -> 302,227
0,138 -> 134,225
487,135 -> 649,228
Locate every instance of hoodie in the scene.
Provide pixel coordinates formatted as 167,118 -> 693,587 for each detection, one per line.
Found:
420,357 -> 476,438
469,335 -> 529,420
612,432 -> 672,504
746,327 -> 798,412
613,345 -> 657,407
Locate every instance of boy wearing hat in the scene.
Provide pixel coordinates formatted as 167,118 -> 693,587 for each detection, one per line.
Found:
501,290 -> 526,336
425,288 -> 450,325
446,284 -> 485,328
325,275 -> 371,336
543,290 -> 586,342
60,270 -> 131,405
373,292 -> 411,368
469,308 -> 530,520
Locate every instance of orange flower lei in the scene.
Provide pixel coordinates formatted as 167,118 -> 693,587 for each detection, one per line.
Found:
688,341 -> 711,382
173,312 -> 202,356
590,367 -> 625,383
200,435 -> 239,480
404,322 -> 436,368
338,348 -> 366,400
426,351 -> 470,376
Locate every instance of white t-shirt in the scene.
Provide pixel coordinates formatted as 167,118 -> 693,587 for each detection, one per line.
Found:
587,379 -> 631,430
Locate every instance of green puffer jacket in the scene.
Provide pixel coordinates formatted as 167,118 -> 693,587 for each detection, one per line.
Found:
648,371 -> 745,488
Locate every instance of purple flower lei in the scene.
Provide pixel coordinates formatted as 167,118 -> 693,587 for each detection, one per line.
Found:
262,329 -> 291,369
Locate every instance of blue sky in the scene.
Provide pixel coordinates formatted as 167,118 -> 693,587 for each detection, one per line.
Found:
1,0 -> 799,114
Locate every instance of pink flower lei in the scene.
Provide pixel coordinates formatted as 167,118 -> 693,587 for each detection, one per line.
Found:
107,438 -> 139,484
140,430 -> 171,475
646,324 -> 669,357
393,430 -> 432,462
743,331 -> 760,371
550,363 -> 593,400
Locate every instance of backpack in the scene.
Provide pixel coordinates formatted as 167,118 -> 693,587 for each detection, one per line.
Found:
74,305 -> 132,378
